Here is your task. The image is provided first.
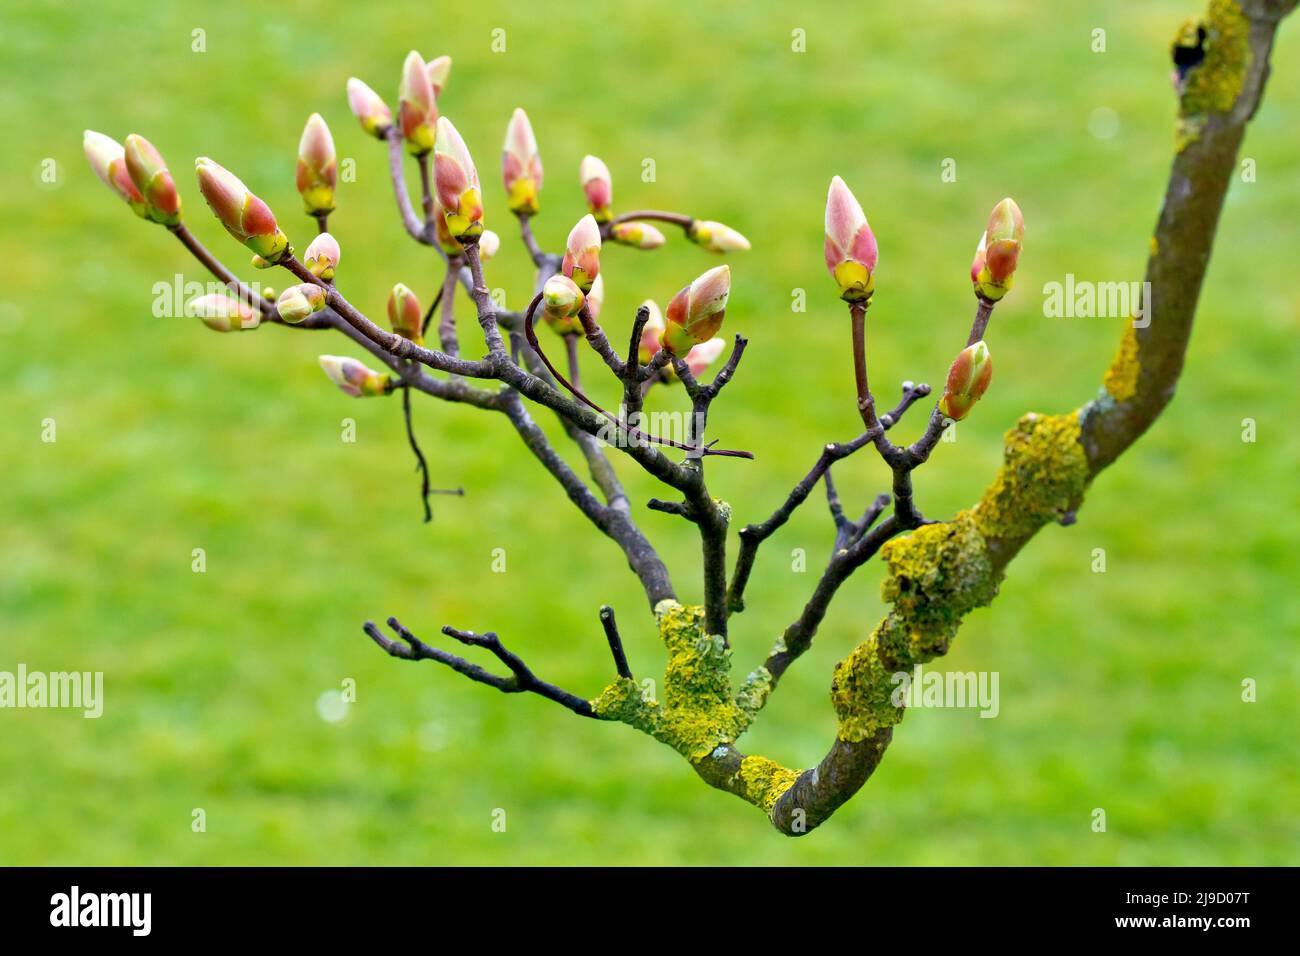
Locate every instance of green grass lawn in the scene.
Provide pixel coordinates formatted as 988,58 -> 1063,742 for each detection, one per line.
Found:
1,0 -> 1297,864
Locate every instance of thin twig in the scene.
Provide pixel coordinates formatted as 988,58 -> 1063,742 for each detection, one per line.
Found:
565,334 -> 582,391
967,297 -> 996,346
521,293 -> 753,459
363,617 -> 596,717
421,284 -> 445,338
598,605 -> 633,679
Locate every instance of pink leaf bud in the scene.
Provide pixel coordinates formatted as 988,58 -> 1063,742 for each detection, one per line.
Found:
123,134 -> 182,225
346,77 -> 392,139
387,282 -> 423,345
295,113 -> 337,215
502,108 -> 543,215
84,130 -> 148,218
661,264 -> 730,356
195,157 -> 290,262
187,293 -> 260,332
938,340 -> 993,421
688,220 -> 750,254
303,232 -> 341,280
610,221 -> 665,250
561,214 -> 602,292
276,283 -> 327,325
684,337 -> 727,379
637,299 -> 665,365
580,155 -> 613,222
398,51 -> 438,155
319,355 -> 390,397
971,198 -> 1024,302
541,274 -> 585,337
433,117 -> 483,238
425,55 -> 453,96
824,175 -> 878,303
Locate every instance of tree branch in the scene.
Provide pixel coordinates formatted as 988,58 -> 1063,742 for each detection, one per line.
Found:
364,617 -> 595,717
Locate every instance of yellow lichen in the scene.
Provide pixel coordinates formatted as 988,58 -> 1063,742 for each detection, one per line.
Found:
737,756 -> 801,813
591,601 -> 804,817
1173,0 -> 1251,150
831,511 -> 1000,743
973,411 -> 1089,542
1103,324 -> 1141,403
591,601 -> 757,763
831,629 -> 904,743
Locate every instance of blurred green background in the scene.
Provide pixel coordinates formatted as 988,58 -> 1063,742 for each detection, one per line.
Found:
1,0 -> 1297,865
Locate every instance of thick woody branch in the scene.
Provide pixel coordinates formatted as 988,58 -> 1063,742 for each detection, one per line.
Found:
758,0 -> 1297,835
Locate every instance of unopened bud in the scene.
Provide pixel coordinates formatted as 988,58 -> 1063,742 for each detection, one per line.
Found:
938,340 -> 993,421
433,117 -> 483,238
580,155 -> 612,222
399,51 -> 438,154
502,108 -> 543,215
611,221 -> 665,250
123,134 -> 182,225
662,264 -> 729,355
276,283 -> 327,324
824,175 -> 877,302
586,272 -> 605,321
478,229 -> 501,261
319,355 -> 390,397
296,113 -> 337,215
187,293 -> 260,332
561,214 -> 601,292
84,130 -> 148,218
346,77 -> 392,138
304,232 -> 340,280
684,337 -> 727,378
387,282 -> 423,344
971,198 -> 1024,302
195,157 -> 290,262
688,220 -> 750,253
541,274 -> 585,336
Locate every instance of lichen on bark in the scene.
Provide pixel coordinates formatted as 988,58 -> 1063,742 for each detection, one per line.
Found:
831,510 -> 1000,742
1173,0 -> 1252,149
973,411 -> 1090,542
1103,324 -> 1142,402
591,600 -> 777,763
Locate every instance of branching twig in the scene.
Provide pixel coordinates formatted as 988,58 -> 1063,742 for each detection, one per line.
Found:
364,617 -> 595,717
401,384 -> 465,522
727,380 -> 926,614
